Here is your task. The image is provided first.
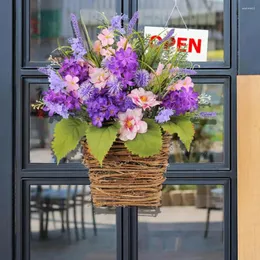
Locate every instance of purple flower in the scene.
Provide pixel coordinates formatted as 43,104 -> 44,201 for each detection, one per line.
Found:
38,66 -> 52,76
105,104 -> 119,120
78,81 -> 94,101
127,11 -> 139,35
134,69 -> 150,87
92,114 -> 104,128
107,77 -> 122,95
70,13 -> 83,45
68,38 -> 87,59
110,14 -> 128,34
48,69 -> 67,93
86,88 -> 136,127
59,57 -> 88,83
42,89 -> 81,118
158,29 -> 175,45
107,47 -> 138,87
155,109 -> 174,123
162,87 -> 199,115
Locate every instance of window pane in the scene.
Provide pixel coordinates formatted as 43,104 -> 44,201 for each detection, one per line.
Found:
30,82 -> 224,164
30,0 -> 119,61
169,83 -> 224,164
30,185 -> 116,260
138,0 -> 224,62
139,184 -> 225,260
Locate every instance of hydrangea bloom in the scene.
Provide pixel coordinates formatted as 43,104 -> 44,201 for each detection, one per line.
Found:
107,47 -> 138,87
162,87 -> 199,115
42,90 -> 81,118
86,89 -> 136,127
118,108 -> 147,141
59,57 -> 89,83
155,109 -> 174,123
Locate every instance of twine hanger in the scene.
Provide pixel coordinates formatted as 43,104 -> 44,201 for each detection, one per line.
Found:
165,0 -> 189,30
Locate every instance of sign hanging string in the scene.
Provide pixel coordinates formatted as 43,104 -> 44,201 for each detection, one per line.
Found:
165,0 -> 189,30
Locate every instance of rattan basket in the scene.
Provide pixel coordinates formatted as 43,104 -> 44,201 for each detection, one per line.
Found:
82,134 -> 172,207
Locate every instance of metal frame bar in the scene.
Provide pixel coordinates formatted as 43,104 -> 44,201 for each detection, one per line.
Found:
0,0 -> 13,259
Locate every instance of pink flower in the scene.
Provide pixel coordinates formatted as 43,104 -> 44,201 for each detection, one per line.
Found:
93,40 -> 102,54
98,28 -> 114,47
89,68 -> 110,90
100,47 -> 115,57
167,76 -> 194,91
118,109 -> 147,141
117,37 -> 132,50
156,63 -> 165,76
128,88 -> 161,110
65,75 -> 79,92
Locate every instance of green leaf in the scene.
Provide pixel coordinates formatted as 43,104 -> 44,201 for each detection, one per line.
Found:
52,118 -> 88,163
125,119 -> 162,157
85,123 -> 119,166
162,119 -> 195,151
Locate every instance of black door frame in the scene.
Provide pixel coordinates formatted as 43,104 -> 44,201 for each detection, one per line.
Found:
0,0 -> 249,259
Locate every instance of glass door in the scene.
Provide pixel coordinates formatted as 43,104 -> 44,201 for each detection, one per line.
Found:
14,0 -> 237,260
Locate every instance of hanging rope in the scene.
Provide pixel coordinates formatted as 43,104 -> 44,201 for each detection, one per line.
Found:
165,0 -> 189,30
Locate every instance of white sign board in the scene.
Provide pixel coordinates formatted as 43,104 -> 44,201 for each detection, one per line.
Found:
144,27 -> 209,62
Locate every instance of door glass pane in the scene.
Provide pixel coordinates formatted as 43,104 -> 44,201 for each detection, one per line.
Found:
139,184 -> 225,260
30,0 -> 119,61
169,83 -> 224,164
29,82 -> 224,164
138,0 -> 224,62
30,185 -> 116,260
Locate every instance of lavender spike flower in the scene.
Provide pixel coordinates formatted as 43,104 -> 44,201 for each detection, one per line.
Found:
158,29 -> 175,45
110,14 -> 128,34
70,13 -> 83,45
68,38 -> 87,59
127,11 -> 139,35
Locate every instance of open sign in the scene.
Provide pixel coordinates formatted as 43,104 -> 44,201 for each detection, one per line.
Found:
144,27 -> 209,62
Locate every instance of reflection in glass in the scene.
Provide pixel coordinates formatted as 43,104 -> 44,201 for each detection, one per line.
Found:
30,185 -> 116,260
139,184 -> 224,260
169,83 -> 224,164
30,0 -> 118,61
138,0 -> 224,61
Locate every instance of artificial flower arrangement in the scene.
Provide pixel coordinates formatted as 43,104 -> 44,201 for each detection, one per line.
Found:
34,12 -> 206,207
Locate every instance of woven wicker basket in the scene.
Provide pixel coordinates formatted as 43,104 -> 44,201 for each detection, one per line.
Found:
82,134 -> 171,207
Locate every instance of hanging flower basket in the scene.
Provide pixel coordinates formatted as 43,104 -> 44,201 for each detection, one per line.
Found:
32,12 -> 212,207
82,134 -> 172,207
